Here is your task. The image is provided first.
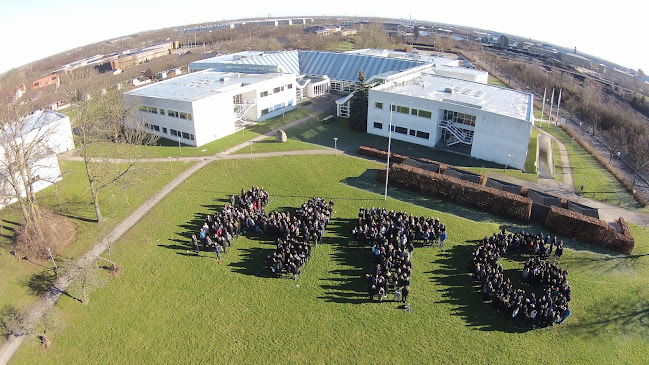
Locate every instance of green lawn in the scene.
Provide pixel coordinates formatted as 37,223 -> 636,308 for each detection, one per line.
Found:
539,124 -> 637,208
488,75 -> 508,88
552,140 -> 563,181
75,108 -> 315,159
0,159 -> 195,332
11,155 -> 649,364
232,136 -> 327,154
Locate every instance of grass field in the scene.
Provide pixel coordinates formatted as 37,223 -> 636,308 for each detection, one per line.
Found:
553,140 -> 563,181
488,75 -> 508,88
0,160 -> 195,330
75,108 -> 316,159
539,124 -> 637,209
11,155 -> 649,364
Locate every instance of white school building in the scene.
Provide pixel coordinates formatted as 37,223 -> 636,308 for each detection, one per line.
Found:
125,70 -> 297,147
367,74 -> 534,169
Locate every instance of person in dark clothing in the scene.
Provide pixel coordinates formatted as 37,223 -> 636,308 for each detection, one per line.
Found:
191,234 -> 200,256
401,286 -> 410,303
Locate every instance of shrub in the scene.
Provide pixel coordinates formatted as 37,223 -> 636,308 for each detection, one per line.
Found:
544,206 -> 634,254
358,146 -> 407,163
378,164 -> 532,222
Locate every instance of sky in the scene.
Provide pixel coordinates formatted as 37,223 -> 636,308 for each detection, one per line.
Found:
0,0 -> 646,76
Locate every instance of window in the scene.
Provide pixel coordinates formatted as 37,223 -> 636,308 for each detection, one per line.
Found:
373,122 -> 383,129
147,107 -> 157,113
260,91 -> 268,97
189,134 -> 195,141
162,127 -> 167,134
153,125 -> 160,132
140,106 -> 147,112
144,123 -> 149,129
281,86 -> 285,91
375,102 -> 383,109
418,110 -> 432,119
409,129 -> 416,136
182,132 -> 190,139
261,108 -> 269,115
179,112 -> 188,120
287,84 -> 293,89
170,129 -> 178,137
159,109 -> 165,115
168,110 -> 175,117
392,105 -> 409,114
394,126 -> 408,134
411,109 -> 418,116
416,131 -> 430,139
273,87 -> 281,93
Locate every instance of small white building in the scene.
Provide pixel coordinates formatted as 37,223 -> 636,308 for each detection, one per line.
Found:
125,69 -> 297,147
367,74 -> 533,169
0,110 -> 74,209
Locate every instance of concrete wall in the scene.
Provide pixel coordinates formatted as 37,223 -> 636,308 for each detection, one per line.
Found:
471,113 -> 531,169
192,94 -> 235,147
130,95 -> 199,146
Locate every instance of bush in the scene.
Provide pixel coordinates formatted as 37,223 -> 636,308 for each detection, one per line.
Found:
544,206 -> 634,254
377,164 -> 532,222
358,146 -> 407,163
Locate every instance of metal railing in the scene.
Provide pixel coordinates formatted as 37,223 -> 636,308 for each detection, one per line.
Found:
438,119 -> 473,145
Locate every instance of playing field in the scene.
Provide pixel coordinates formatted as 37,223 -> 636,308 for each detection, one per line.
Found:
11,155 -> 649,364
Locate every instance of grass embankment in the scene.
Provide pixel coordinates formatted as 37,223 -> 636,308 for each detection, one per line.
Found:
0,160 -> 195,330
539,124 -> 638,209
77,108 -> 314,159
552,140 -> 563,181
488,75 -> 508,88
11,155 -> 649,364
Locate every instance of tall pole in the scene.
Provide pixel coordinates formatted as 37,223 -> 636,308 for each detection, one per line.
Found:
556,88 -> 562,123
177,137 -> 182,155
384,103 -> 394,200
549,88 -> 555,122
540,88 -> 547,125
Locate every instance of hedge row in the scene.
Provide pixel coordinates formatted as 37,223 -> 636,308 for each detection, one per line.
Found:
358,146 -> 407,163
359,146 -> 487,185
560,124 -> 649,207
544,206 -> 635,254
377,164 -> 532,222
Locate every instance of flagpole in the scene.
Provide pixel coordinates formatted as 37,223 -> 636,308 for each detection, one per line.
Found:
540,88 -> 547,126
556,89 -> 562,124
549,88 -> 555,123
384,103 -> 394,200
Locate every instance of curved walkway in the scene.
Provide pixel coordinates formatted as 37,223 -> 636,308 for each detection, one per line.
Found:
0,111 -> 332,365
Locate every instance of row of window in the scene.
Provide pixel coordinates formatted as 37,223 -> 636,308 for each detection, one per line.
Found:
139,106 -> 193,121
260,84 -> 293,98
260,100 -> 293,115
144,123 -> 195,141
443,109 -> 476,126
374,102 -> 433,119
372,122 -> 430,139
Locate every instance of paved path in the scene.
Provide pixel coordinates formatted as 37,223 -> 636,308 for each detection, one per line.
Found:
0,111 -> 332,365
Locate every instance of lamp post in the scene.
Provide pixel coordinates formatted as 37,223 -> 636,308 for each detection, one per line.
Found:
504,153 -> 512,172
168,156 -> 173,174
384,103 -> 394,200
333,137 -> 338,151
249,141 -> 253,159
177,137 -> 182,155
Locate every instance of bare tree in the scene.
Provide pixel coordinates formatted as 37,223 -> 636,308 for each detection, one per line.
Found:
602,126 -> 628,163
59,259 -> 106,305
627,133 -> 649,187
73,88 -> 157,222
355,20 -> 394,49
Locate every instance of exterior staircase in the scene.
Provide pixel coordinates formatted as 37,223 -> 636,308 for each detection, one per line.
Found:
438,120 -> 473,146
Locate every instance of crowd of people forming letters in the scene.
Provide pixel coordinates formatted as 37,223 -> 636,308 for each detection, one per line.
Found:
353,207 -> 448,304
189,186 -> 334,280
469,230 -> 571,327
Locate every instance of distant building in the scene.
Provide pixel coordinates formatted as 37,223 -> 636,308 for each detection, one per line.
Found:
32,74 -> 60,90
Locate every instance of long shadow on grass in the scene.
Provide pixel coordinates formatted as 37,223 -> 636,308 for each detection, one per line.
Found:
342,169 -> 501,223
568,290 -> 649,337
317,217 -> 369,304
428,243 -> 530,333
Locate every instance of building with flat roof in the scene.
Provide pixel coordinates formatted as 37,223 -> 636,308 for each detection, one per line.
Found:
367,74 -> 534,169
125,69 -> 296,147
1,110 -> 74,209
